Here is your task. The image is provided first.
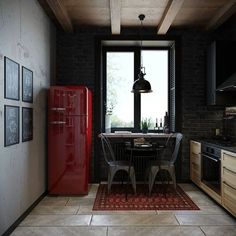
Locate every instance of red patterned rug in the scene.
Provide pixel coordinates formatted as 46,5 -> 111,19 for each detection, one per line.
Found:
93,184 -> 199,211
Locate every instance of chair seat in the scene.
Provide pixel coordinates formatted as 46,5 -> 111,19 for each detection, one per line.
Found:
149,160 -> 173,167
108,160 -> 133,167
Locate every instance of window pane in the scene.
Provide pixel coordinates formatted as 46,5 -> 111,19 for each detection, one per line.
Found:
106,52 -> 134,127
141,50 -> 168,129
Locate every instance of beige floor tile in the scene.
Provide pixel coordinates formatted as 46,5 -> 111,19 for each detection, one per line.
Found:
11,226 -> 107,236
91,214 -> 179,226
178,183 -> 199,191
158,205 -> 227,215
185,190 -> 214,199
88,184 -> 99,195
66,198 -> 95,206
189,195 -> 216,206
20,214 -> 92,226
37,196 -> 69,206
200,226 -> 236,236
176,214 -> 236,226
77,205 -> 157,215
92,210 -> 157,215
30,205 -> 79,215
108,226 -> 205,236
43,196 -> 69,200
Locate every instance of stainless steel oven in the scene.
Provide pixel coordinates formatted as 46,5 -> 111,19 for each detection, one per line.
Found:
201,143 -> 221,195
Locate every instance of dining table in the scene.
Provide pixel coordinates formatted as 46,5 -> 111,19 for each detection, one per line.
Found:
100,132 -> 176,199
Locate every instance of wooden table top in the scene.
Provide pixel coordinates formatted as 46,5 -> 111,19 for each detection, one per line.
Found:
100,132 -> 176,138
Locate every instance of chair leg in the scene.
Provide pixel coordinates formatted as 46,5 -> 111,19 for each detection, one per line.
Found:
108,168 -> 116,194
145,166 -> 150,184
149,166 -> 159,195
129,167 -> 136,194
170,166 -> 176,189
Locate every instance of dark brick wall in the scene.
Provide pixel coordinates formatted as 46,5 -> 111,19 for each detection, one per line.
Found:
56,25 -> 235,182
215,14 -> 236,143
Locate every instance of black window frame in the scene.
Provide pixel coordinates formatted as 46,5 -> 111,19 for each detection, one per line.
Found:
103,46 -> 171,133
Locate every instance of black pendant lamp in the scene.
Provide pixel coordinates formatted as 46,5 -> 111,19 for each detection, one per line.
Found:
131,14 -> 152,93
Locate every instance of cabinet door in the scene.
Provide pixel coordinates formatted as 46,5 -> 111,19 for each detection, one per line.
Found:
221,150 -> 236,217
190,141 -> 201,186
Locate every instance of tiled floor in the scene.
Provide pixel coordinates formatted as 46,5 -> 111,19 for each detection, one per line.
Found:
11,183 -> 236,236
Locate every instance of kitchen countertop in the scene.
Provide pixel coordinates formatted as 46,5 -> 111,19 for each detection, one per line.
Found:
220,146 -> 236,153
192,139 -> 236,154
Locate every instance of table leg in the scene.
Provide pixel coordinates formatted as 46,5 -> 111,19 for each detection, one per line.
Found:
126,149 -> 133,201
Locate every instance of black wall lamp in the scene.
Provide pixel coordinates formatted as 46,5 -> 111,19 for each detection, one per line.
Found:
131,14 -> 152,93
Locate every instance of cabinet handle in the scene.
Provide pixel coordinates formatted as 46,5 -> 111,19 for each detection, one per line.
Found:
50,121 -> 66,124
223,181 -> 236,191
223,167 -> 236,175
191,152 -> 201,156
202,154 -> 218,162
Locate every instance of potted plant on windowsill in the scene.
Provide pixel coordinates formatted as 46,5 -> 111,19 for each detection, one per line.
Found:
141,118 -> 151,133
105,102 -> 114,133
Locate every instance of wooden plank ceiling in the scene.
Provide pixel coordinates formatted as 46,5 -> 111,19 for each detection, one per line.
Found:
38,0 -> 236,34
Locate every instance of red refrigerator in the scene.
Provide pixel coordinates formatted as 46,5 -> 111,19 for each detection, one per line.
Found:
48,86 -> 92,195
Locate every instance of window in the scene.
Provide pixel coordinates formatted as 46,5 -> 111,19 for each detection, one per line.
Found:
106,52 -> 134,127
104,46 -> 173,132
141,50 -> 168,128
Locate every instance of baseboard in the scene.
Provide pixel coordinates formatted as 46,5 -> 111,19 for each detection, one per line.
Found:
2,191 -> 47,236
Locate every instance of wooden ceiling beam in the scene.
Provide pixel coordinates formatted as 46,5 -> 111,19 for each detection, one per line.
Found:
44,0 -> 73,32
109,0 -> 121,34
157,0 -> 184,35
205,0 -> 236,31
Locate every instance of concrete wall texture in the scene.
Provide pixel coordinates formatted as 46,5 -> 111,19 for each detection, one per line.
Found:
0,0 -> 55,234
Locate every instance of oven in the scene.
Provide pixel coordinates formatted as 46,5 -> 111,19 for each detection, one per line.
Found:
201,143 -> 221,195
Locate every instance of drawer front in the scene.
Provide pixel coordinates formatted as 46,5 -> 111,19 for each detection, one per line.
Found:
190,141 -> 201,154
222,182 -> 236,216
222,151 -> 236,173
222,167 -> 236,189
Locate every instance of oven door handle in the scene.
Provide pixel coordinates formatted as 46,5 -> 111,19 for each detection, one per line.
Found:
202,154 -> 219,162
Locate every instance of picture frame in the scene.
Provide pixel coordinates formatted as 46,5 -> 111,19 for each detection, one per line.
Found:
22,66 -> 33,103
22,107 -> 33,142
4,105 -> 20,147
4,57 -> 20,100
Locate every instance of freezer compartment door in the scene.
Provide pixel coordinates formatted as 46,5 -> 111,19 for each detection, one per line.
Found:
65,87 -> 88,116
48,86 -> 88,116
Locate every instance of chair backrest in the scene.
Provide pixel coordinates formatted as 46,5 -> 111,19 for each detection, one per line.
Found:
100,134 -> 116,164
170,133 -> 183,164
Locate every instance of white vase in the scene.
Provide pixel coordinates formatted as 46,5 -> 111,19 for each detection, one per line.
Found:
105,114 -> 111,133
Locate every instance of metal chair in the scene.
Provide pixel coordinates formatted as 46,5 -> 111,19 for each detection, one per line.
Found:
100,134 -> 136,194
147,133 -> 183,194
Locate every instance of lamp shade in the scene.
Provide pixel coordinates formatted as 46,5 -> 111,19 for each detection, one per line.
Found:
131,71 -> 152,93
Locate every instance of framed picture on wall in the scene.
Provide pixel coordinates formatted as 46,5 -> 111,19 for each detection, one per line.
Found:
22,107 -> 33,142
4,105 -> 20,147
4,57 -> 20,100
22,66 -> 33,103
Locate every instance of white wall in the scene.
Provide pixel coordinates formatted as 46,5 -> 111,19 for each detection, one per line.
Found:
0,0 -> 55,234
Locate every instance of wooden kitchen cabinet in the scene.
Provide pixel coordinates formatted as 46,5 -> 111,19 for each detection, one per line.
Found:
190,140 -> 201,187
221,150 -> 236,217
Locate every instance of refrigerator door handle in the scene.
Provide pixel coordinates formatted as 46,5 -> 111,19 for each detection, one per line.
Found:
50,121 -> 66,124
50,107 -> 66,111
